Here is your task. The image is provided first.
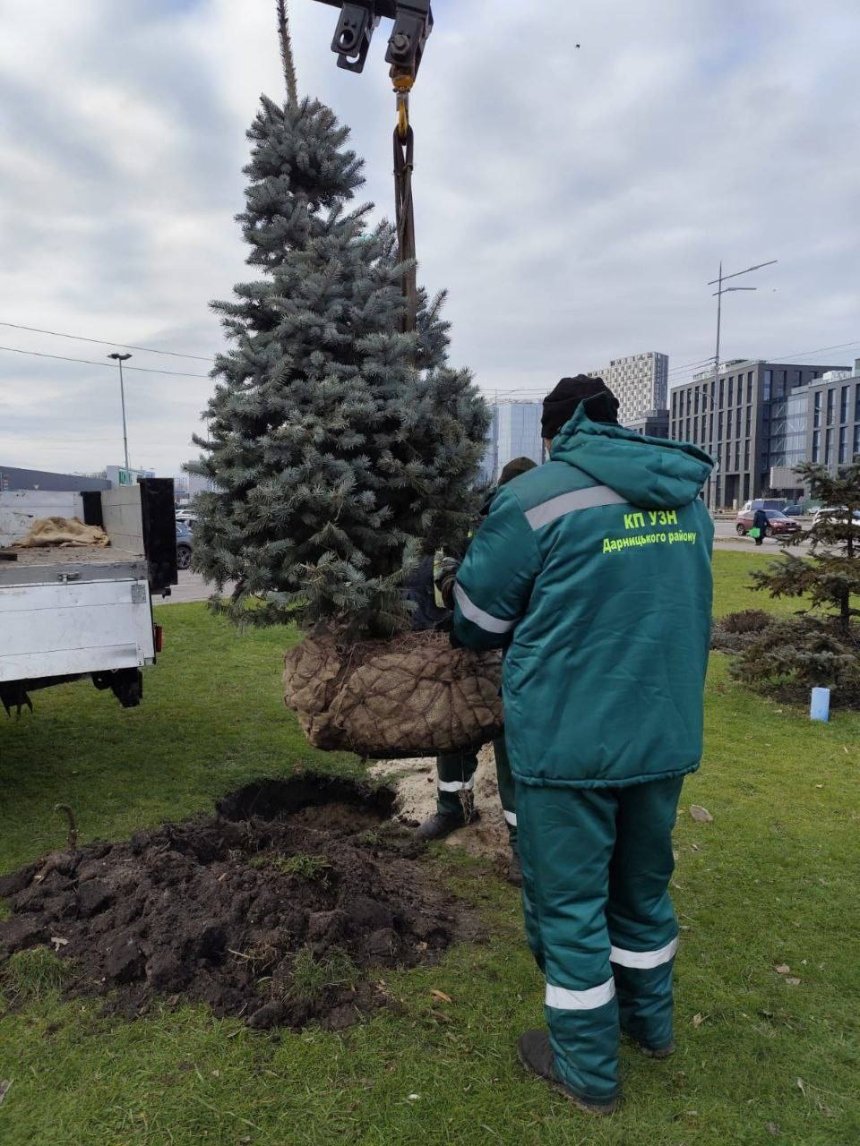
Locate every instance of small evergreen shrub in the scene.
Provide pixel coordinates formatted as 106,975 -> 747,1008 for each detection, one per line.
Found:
733,461 -> 860,705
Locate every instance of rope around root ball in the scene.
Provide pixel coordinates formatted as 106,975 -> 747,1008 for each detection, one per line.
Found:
283,631 -> 503,758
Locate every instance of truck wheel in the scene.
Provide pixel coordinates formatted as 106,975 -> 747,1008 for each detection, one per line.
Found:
176,545 -> 192,570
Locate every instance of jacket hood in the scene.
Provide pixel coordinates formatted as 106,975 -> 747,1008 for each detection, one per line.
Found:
551,407 -> 713,509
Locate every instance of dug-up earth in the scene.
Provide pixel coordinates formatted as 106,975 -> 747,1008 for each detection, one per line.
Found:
372,745 -> 511,866
0,776 -> 478,1032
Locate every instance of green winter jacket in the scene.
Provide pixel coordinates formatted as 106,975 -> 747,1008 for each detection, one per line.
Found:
453,408 -> 714,788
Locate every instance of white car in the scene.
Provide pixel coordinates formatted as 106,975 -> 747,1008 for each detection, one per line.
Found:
811,506 -> 860,528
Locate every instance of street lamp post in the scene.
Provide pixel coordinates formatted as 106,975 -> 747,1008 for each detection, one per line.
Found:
706,259 -> 777,511
107,352 -> 132,471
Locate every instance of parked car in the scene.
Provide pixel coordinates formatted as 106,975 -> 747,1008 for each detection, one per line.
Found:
736,509 -> 802,537
811,506 -> 860,529
176,521 -> 193,570
782,503 -> 803,516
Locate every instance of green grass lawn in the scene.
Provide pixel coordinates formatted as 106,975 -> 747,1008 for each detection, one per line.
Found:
711,548 -> 805,619
0,610 -> 359,874
1,552 -> 858,1144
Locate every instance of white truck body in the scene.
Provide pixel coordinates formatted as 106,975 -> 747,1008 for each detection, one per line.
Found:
0,482 -> 175,712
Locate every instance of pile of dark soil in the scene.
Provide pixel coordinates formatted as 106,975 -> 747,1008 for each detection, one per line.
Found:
0,775 -> 474,1030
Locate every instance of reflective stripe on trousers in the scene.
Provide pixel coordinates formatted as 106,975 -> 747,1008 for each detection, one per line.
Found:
546,978 -> 616,1011
610,937 -> 678,969
437,775 -> 475,793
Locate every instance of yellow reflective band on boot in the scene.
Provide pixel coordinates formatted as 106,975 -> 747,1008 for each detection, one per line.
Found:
545,978 -> 616,1011
609,936 -> 679,969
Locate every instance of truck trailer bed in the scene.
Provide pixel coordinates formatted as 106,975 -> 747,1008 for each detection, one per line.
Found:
0,562 -> 155,686
0,481 -> 176,712
0,545 -> 148,590
1,521 -> 153,691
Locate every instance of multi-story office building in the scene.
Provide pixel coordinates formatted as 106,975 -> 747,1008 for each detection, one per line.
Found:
669,359 -> 850,508
627,409 -> 670,439
804,363 -> 860,478
589,352 -> 669,427
480,400 -> 545,485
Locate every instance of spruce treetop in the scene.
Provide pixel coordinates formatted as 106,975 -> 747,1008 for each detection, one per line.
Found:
240,97 -> 365,266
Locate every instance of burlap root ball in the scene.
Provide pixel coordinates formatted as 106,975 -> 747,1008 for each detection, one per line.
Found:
283,631 -> 503,758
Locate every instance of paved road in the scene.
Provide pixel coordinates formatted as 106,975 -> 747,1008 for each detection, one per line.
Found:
159,570 -> 233,605
712,517 -> 811,554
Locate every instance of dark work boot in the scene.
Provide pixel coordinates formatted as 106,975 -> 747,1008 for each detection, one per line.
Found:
633,1038 -> 675,1059
517,1030 -> 619,1116
621,1019 -> 676,1059
415,811 -> 466,842
506,850 -> 523,887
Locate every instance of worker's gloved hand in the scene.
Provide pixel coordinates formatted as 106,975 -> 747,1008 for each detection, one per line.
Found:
433,555 -> 460,610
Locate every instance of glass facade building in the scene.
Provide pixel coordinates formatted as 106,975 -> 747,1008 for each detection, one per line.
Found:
807,368 -> 860,475
766,387 -> 809,473
479,401 -> 545,485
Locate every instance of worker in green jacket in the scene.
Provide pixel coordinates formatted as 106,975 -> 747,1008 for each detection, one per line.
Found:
452,376 -> 713,1115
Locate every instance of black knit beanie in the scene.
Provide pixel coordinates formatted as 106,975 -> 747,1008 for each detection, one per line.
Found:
541,375 -> 620,439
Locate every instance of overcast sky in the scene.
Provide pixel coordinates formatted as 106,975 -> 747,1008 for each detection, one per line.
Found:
1,0 -> 858,476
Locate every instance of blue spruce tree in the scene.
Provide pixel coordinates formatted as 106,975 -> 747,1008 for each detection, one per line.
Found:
189,95 -> 490,640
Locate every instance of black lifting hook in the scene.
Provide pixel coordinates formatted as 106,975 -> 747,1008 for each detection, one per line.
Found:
312,0 -> 433,77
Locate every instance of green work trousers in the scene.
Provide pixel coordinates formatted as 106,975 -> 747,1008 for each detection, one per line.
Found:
436,737 -> 517,848
516,775 -> 685,1104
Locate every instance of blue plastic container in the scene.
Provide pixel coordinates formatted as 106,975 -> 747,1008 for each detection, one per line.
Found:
810,687 -> 831,722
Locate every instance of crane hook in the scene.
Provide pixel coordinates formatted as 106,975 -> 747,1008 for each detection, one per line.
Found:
392,70 -> 414,139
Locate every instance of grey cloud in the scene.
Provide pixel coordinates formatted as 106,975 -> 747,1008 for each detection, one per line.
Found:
0,0 -> 858,475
